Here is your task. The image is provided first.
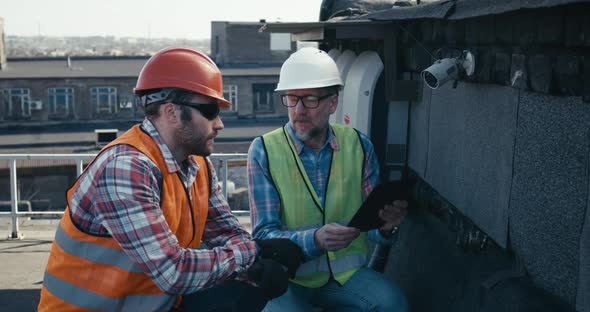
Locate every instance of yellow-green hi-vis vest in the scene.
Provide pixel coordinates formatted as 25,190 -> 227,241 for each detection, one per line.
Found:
262,124 -> 368,288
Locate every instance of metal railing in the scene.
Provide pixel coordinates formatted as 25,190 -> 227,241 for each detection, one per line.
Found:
0,153 -> 248,239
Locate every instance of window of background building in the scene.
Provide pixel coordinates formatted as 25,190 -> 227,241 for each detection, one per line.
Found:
48,87 -> 74,116
3,88 -> 31,118
252,83 -> 276,113
118,95 -> 134,110
223,84 -> 238,112
91,87 -> 117,114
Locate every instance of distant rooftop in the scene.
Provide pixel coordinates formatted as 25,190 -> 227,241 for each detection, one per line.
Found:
0,56 -> 280,79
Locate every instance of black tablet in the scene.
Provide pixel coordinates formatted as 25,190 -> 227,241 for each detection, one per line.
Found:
347,180 -> 408,231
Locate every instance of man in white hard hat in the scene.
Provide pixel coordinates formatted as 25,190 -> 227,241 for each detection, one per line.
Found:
248,47 -> 409,311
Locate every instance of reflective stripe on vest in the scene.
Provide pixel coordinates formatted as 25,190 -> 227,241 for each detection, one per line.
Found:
43,271 -> 174,312
38,125 -> 210,311
262,124 -> 368,288
53,224 -> 142,273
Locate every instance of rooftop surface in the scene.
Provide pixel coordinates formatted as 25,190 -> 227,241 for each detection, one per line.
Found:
0,58 -> 280,79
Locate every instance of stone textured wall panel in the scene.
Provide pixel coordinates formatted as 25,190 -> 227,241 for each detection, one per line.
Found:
509,92 -> 589,304
423,82 -> 517,247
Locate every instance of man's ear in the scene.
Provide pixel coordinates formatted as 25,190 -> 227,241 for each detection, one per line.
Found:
161,102 -> 178,122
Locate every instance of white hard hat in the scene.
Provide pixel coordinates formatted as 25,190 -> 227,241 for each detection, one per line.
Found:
275,47 -> 344,91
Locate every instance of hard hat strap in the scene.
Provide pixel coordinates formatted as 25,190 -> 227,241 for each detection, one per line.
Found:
142,88 -> 175,106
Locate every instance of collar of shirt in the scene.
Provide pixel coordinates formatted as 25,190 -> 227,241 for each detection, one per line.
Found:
285,121 -> 341,155
140,119 -> 201,177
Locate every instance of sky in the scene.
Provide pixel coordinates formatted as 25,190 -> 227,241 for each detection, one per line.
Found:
2,0 -> 322,39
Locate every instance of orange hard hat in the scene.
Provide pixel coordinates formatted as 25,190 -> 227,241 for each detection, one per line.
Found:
134,47 -> 231,108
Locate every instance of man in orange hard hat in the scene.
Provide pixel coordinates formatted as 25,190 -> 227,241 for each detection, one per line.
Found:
38,47 -> 304,312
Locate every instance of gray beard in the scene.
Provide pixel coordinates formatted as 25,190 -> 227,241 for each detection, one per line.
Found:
295,126 -> 325,145
295,129 -> 311,142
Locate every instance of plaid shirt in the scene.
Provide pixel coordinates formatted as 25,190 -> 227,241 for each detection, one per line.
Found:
68,119 -> 257,294
248,122 -> 391,260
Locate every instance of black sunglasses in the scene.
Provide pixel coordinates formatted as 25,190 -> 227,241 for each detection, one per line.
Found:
175,101 -> 220,120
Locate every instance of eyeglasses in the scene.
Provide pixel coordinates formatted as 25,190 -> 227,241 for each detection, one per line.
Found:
280,94 -> 335,109
175,101 -> 220,120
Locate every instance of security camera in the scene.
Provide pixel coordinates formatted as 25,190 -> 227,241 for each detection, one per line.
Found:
421,51 -> 475,89
421,58 -> 459,89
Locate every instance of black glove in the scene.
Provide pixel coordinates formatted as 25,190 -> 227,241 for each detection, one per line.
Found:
247,258 -> 289,299
255,238 -> 304,278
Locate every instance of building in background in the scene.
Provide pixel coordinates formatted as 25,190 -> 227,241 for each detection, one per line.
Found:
0,20 -> 295,123
0,56 -> 146,122
211,20 -> 296,118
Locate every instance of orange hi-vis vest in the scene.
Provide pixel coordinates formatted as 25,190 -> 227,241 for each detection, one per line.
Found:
38,125 -> 210,312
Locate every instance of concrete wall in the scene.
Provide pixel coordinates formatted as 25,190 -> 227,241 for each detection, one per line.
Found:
210,22 -> 227,64
359,4 -> 590,310
411,82 -> 517,247
211,22 -> 294,66
509,92 -> 589,307
398,79 -> 589,311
